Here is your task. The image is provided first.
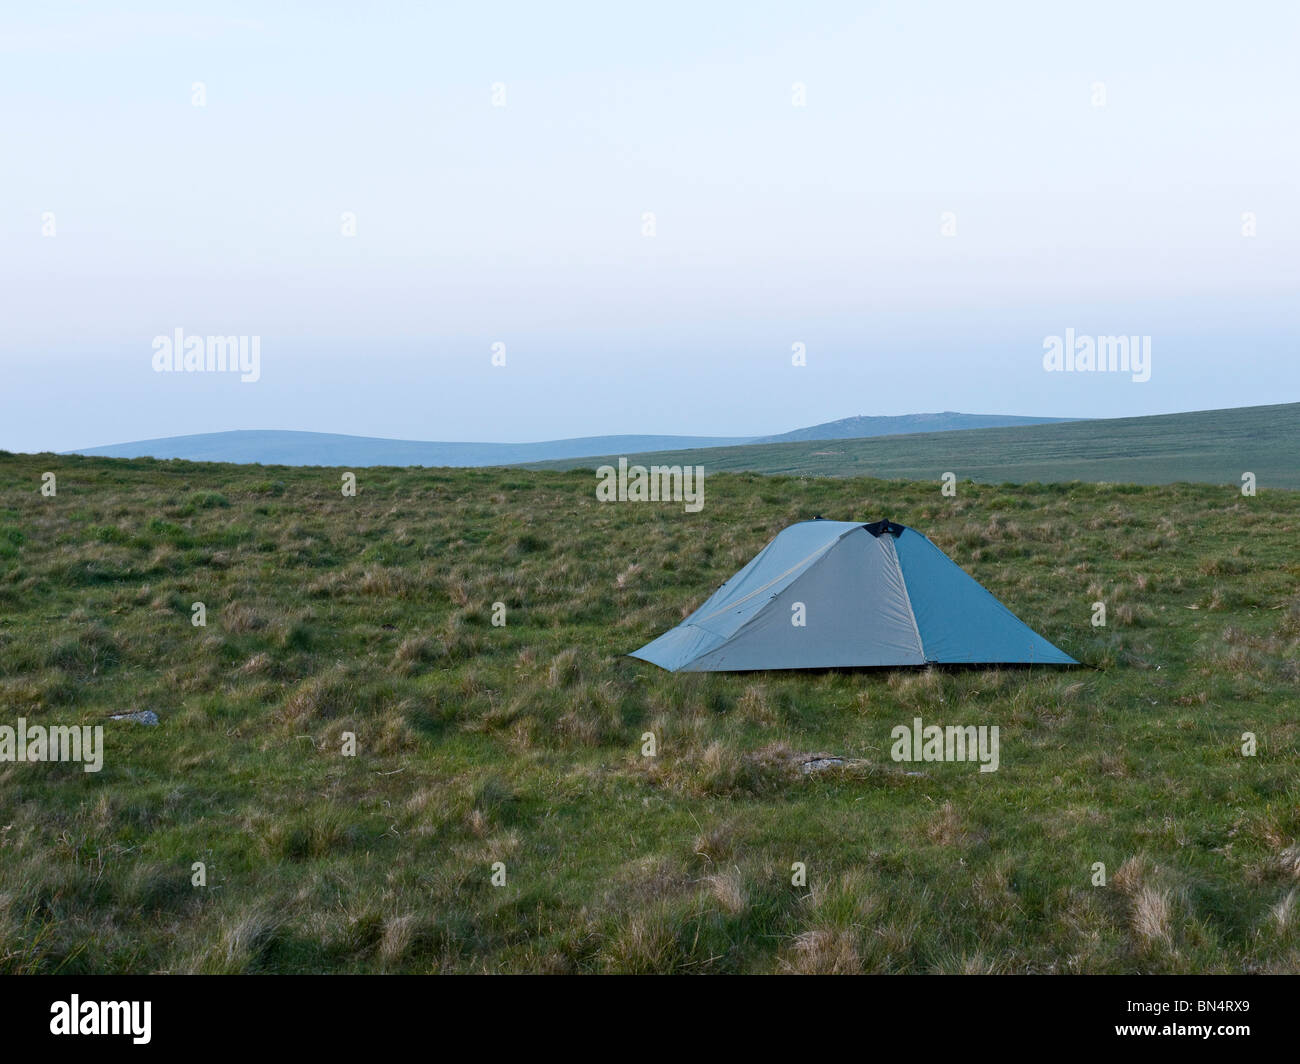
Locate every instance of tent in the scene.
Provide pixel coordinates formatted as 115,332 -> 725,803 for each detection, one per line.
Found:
630,518 -> 1076,671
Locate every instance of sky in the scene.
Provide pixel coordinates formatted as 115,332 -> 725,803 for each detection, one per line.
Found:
1,1 -> 1297,452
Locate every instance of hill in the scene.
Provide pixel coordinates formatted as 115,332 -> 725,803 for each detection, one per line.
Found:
2,451 -> 1299,973
532,403 -> 1300,490
62,412 -> 1077,468
751,411 -> 1074,443
64,429 -> 751,467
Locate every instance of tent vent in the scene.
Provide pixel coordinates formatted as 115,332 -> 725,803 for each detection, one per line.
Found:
863,519 -> 906,537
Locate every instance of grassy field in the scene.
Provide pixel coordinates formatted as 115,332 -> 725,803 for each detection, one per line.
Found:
531,402 -> 1300,490
2,451 -> 1299,973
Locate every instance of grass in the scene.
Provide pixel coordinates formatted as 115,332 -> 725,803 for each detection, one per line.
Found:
529,402 -> 1300,490
1,451 -> 1299,973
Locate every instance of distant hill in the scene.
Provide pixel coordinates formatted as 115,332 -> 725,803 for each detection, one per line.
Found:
62,412 -> 1074,467
752,411 -> 1073,443
64,430 -> 752,467
530,403 -> 1300,490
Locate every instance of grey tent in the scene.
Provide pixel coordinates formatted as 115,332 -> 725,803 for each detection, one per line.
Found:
630,519 -> 1076,671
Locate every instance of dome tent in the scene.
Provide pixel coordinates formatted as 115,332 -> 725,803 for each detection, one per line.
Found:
630,519 -> 1077,672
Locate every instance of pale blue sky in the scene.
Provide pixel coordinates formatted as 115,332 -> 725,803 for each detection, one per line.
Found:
2,1 -> 1296,452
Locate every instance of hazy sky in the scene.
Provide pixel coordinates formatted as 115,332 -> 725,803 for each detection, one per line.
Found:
2,1 -> 1297,452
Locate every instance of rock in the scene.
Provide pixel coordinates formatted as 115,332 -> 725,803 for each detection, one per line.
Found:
109,710 -> 160,726
800,757 -> 845,774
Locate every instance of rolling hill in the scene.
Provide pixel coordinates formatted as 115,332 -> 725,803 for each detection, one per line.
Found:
751,411 -> 1073,443
61,412 -> 1075,468
63,430 -> 751,467
531,403 -> 1300,490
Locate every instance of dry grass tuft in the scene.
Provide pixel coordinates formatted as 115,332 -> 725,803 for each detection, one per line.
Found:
780,929 -> 860,974
926,801 -> 968,847
692,822 -> 734,863
604,908 -> 682,974
189,907 -> 282,973
704,870 -> 747,915
379,913 -> 422,966
222,603 -> 264,633
1130,886 -> 1172,945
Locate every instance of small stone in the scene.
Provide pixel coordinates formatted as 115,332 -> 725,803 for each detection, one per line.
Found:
109,710 -> 160,726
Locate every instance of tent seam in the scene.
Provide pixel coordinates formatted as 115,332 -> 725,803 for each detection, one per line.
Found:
889,533 -> 927,661
692,530 -> 853,626
688,532 -> 861,665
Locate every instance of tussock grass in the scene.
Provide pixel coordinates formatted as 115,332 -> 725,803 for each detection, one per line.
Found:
1,452 -> 1298,972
